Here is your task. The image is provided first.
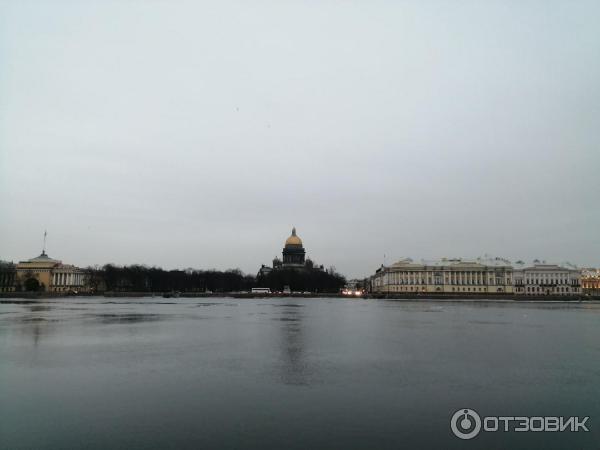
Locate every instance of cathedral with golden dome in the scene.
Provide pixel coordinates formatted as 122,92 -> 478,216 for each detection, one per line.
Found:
256,227 -> 344,293
258,227 -> 324,277
281,227 -> 306,266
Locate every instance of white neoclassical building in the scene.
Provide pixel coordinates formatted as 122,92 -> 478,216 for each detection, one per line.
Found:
370,257 -> 513,294
513,263 -> 581,295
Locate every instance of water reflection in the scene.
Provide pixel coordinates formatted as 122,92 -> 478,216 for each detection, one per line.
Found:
20,303 -> 55,347
1,298 -> 600,450
276,304 -> 310,386
5,301 -> 171,347
90,313 -> 164,324
29,304 -> 53,313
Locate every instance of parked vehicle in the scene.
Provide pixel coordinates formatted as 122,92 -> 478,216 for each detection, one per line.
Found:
251,287 -> 271,294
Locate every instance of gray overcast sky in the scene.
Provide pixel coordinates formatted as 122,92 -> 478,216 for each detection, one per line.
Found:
1,0 -> 598,278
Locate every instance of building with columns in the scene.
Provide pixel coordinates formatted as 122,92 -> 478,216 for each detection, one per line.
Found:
15,251 -> 87,293
280,227 -> 306,267
513,263 -> 581,295
369,257 -> 514,294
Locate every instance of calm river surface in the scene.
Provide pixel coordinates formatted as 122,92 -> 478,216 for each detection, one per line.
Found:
1,297 -> 599,449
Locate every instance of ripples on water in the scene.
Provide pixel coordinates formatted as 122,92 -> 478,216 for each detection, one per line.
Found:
0,297 -> 599,450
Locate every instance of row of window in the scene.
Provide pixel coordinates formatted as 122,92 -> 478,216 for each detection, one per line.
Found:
525,278 -> 572,283
382,286 -> 504,293
384,278 -> 509,286
515,280 -> 578,285
524,286 -> 575,293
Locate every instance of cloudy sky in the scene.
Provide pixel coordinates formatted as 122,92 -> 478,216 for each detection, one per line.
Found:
1,0 -> 598,277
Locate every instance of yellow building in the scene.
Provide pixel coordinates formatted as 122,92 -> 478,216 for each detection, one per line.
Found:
581,269 -> 600,295
16,251 -> 87,293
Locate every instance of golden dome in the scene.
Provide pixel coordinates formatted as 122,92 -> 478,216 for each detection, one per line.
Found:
284,227 -> 303,247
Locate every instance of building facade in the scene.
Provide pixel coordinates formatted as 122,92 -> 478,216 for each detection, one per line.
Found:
513,264 -> 581,295
370,258 -> 513,294
15,251 -> 87,293
581,269 -> 600,295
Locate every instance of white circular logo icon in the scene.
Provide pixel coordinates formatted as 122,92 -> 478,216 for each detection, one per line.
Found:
451,408 -> 482,440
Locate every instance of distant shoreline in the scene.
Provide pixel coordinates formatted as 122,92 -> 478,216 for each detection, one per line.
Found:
0,292 -> 598,303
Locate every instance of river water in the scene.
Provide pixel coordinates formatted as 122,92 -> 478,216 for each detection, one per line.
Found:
1,297 -> 599,449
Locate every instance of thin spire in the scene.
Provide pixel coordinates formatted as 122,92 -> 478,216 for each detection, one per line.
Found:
292,227 -> 296,236
42,230 -> 47,255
